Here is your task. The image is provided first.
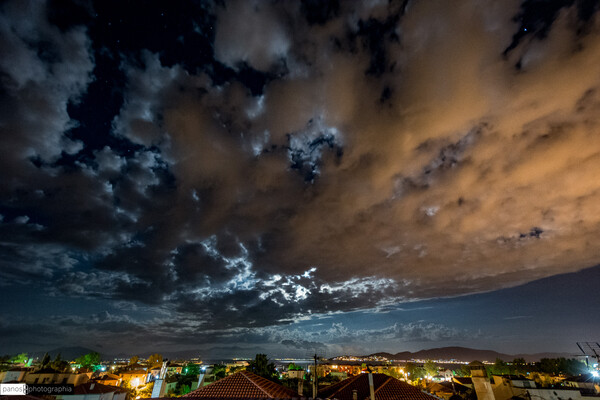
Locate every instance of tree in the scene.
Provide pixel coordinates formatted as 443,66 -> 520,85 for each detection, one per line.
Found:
50,353 -> 69,372
382,368 -> 401,379
148,354 -> 163,365
173,383 -> 191,396
247,354 -> 278,382
320,373 -> 342,384
288,363 -> 302,371
40,353 -> 51,368
138,382 -> 154,398
122,381 -> 136,400
183,363 -> 200,376
405,363 -> 424,382
75,352 -> 101,368
173,371 -> 197,396
10,353 -> 28,364
537,358 -> 587,376
488,359 -> 509,376
213,364 -> 227,380
129,356 -> 139,365
228,365 -> 245,375
512,358 -> 527,375
454,365 -> 471,377
424,360 -> 438,378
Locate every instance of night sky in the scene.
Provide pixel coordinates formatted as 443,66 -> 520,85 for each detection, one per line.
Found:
1,0 -> 600,358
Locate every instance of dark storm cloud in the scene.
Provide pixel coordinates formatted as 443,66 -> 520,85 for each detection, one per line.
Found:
3,0 -> 600,353
0,1 -> 93,176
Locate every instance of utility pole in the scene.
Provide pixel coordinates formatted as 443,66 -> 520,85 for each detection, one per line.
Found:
312,354 -> 318,399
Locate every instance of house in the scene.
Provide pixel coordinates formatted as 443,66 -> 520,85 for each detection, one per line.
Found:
426,382 -> 454,399
426,381 -> 472,400
167,363 -> 183,375
562,374 -> 600,395
286,369 -> 304,379
0,395 -> 41,400
124,363 -> 146,370
147,366 -> 162,381
119,369 -> 148,387
451,377 -> 473,389
91,374 -> 122,387
184,370 -> 298,398
318,373 -> 437,400
164,376 -> 179,394
473,374 -> 585,400
24,369 -> 90,386
0,368 -> 28,383
56,382 -> 128,400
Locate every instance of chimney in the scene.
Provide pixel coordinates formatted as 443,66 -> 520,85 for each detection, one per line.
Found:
90,383 -> 95,390
298,379 -> 303,396
368,373 -> 375,400
352,389 -> 357,400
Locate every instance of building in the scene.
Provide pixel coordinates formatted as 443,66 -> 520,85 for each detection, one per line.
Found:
426,381 -> 472,400
318,373 -> 437,400
166,363 -> 184,375
0,368 -> 29,383
451,377 -> 473,389
472,373 -> 587,400
562,374 -> 600,395
56,382 -> 128,400
91,374 -> 122,387
285,369 -> 305,379
164,376 -> 179,394
147,366 -> 162,381
118,369 -> 148,387
469,362 -> 495,400
184,370 -> 298,399
24,369 -> 91,386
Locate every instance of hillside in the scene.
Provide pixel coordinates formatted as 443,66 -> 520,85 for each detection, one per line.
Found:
361,346 -> 571,363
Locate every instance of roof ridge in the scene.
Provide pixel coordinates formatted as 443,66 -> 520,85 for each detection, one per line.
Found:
373,376 -> 392,395
328,374 -> 361,397
241,370 -> 272,397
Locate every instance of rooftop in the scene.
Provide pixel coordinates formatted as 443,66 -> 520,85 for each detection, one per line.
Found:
185,370 -> 298,399
95,373 -> 121,381
120,369 -> 147,375
318,373 -> 437,400
75,382 -> 128,395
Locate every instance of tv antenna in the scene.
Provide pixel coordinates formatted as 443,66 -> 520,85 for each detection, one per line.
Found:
576,342 -> 600,372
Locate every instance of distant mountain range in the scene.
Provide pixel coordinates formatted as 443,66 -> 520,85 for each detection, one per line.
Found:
361,346 -> 572,363
29,346 -> 267,362
29,345 -> 572,363
30,346 -> 101,360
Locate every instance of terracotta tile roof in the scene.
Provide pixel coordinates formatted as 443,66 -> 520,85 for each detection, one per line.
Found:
30,368 -> 59,374
318,373 -> 436,400
120,369 -> 147,375
74,382 -> 128,394
452,378 -> 472,385
185,370 -> 298,399
96,373 -> 121,381
0,395 -> 44,400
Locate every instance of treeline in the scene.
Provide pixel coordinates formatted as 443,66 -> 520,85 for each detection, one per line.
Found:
485,357 -> 588,377
443,357 -> 588,378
